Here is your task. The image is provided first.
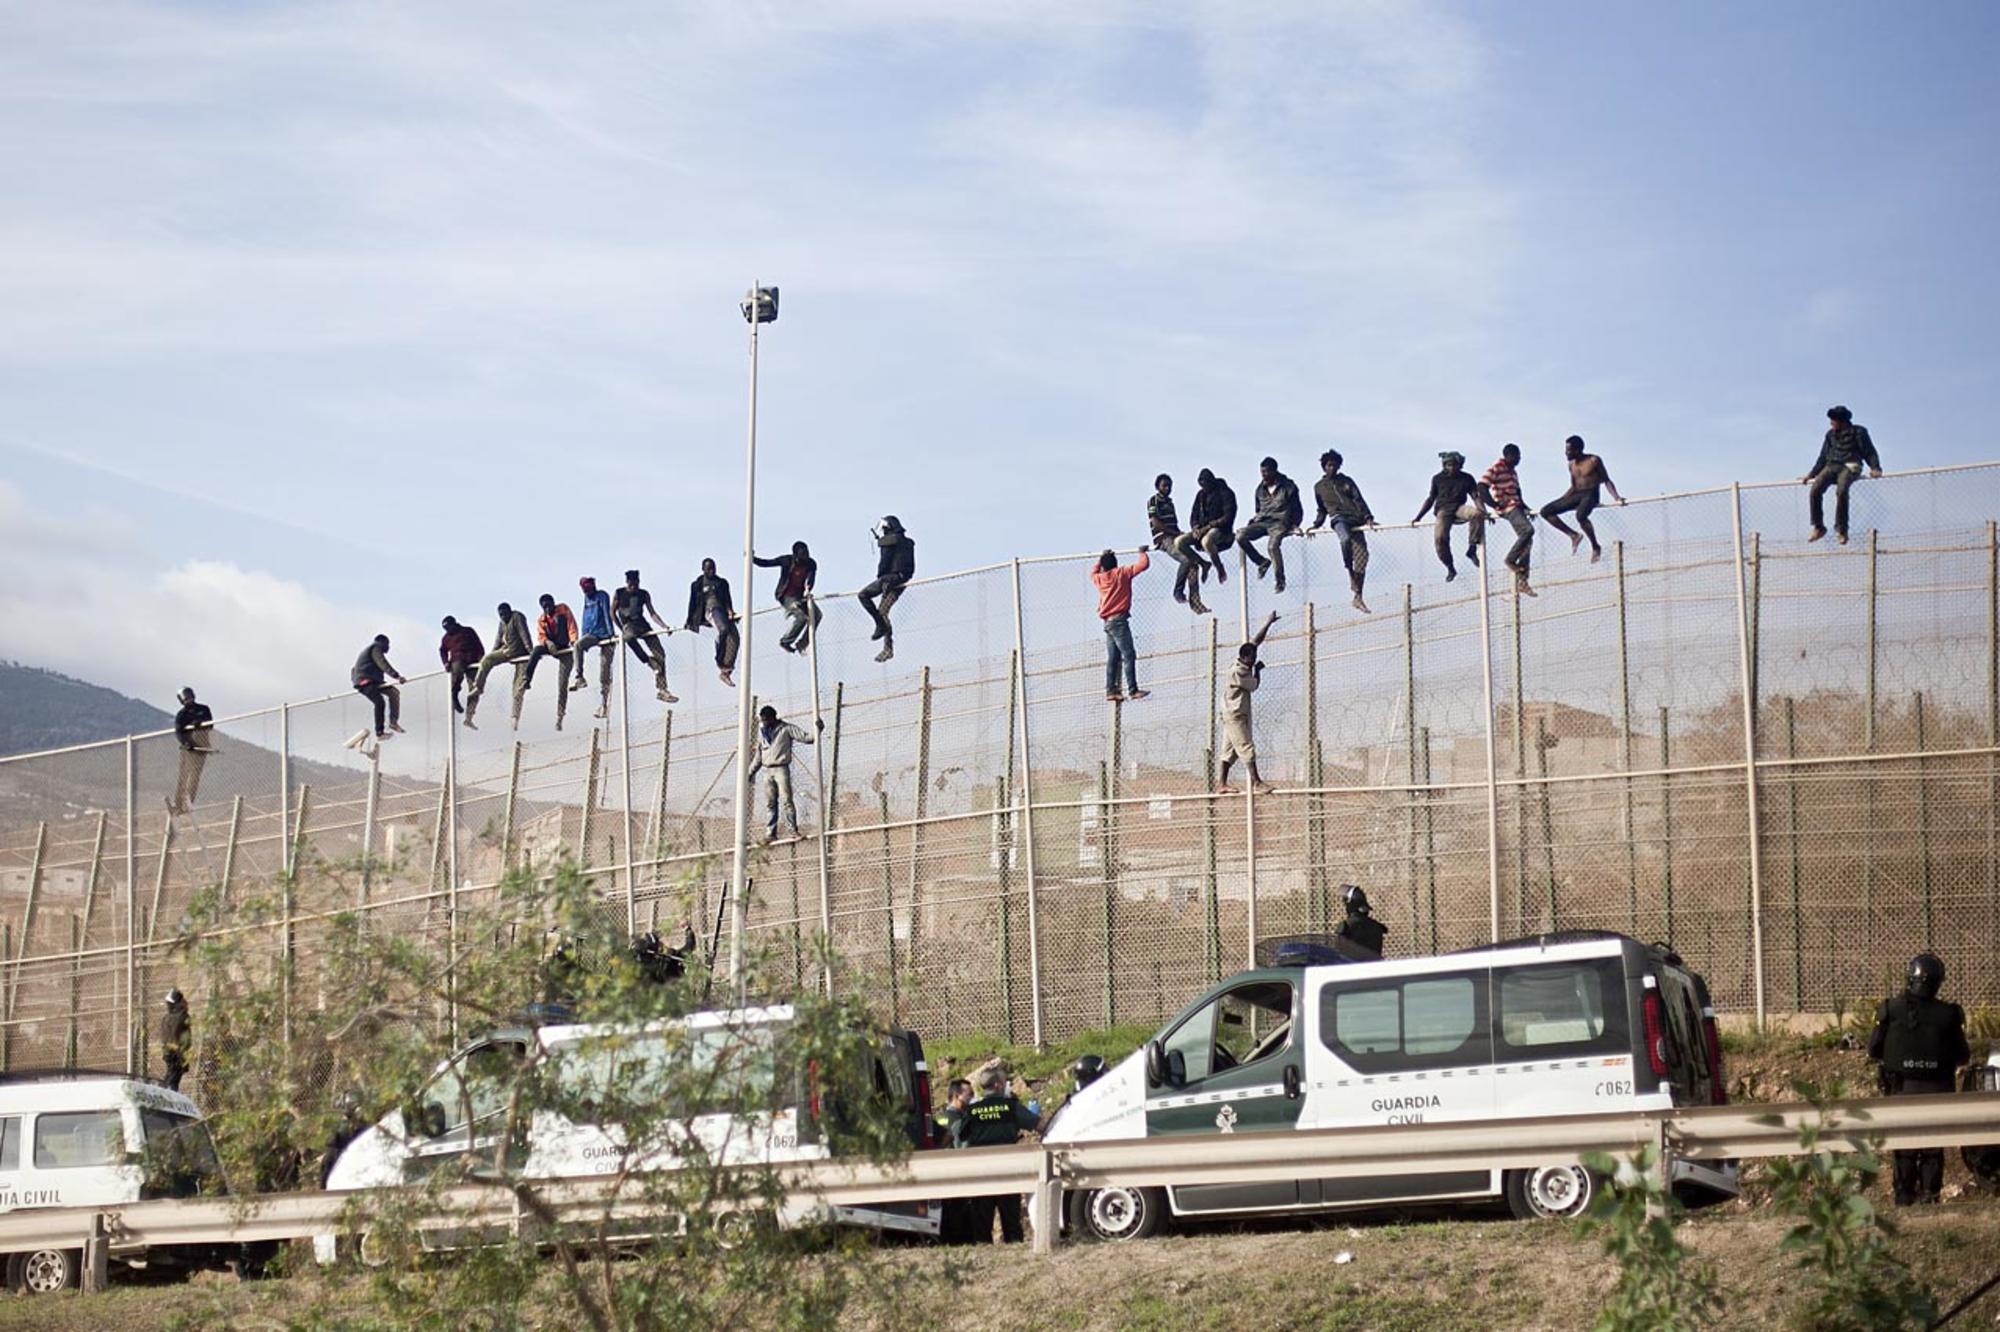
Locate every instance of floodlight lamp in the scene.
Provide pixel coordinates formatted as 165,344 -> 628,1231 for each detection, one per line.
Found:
741,285 -> 779,324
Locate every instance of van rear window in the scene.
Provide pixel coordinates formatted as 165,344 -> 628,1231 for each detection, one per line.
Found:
1495,960 -> 1628,1058
34,1111 -> 123,1169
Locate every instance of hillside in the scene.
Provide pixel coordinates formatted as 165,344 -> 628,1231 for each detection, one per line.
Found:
0,661 -> 179,756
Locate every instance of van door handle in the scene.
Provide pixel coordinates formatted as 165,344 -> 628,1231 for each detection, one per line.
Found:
1283,1065 -> 1301,1100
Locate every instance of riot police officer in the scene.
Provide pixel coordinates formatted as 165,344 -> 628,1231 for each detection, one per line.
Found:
959,1068 -> 1041,1243
1866,952 -> 1970,1204
1334,884 -> 1387,959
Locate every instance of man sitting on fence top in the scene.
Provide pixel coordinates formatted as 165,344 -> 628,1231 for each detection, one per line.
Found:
1802,404 -> 1883,546
350,634 -> 407,743
1539,435 -> 1625,563
684,558 -> 739,687
570,576 -> 618,718
1413,452 -> 1486,582
859,516 -> 916,664
463,600 -> 534,731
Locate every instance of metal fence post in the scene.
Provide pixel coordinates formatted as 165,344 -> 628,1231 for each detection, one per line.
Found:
1660,706 -> 1675,942
1239,547 -> 1256,971
1421,726 -> 1438,953
1511,582 -> 1528,933
1987,519 -> 1997,920
11,822 -> 46,1025
908,667 -> 933,984
579,727 -> 602,871
502,742 -> 523,873
80,811 -> 106,943
1784,697 -> 1803,1009
1864,528 -> 1879,957
1400,589 -> 1417,929
1615,541 -> 1637,932
805,606 -> 833,994
1008,558 -> 1046,1047
1730,483 -> 1767,1025
1203,615 -> 1221,983
124,735 -> 137,1074
619,628 -> 636,934
1305,600 -> 1326,933
278,699 -> 291,877
1914,691 -> 1933,948
1477,538 -> 1501,942
359,744 -> 381,909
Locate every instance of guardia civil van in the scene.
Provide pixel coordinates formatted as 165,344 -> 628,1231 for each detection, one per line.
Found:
0,1071 -> 228,1292
1043,931 -> 1738,1241
315,1002 -> 941,1263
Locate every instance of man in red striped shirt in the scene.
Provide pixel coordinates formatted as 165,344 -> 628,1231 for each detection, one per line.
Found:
1091,547 -> 1151,702
1480,443 -> 1537,598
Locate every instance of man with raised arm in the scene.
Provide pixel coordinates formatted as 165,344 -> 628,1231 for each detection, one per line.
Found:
1236,455 -> 1304,593
1308,449 -> 1375,613
748,704 -> 822,843
1539,436 -> 1625,562
1216,610 -> 1279,796
1802,404 -> 1883,546
1091,546 -> 1152,703
1479,443 -> 1537,598
684,557 -> 740,687
754,540 -> 821,653
859,516 -> 915,664
1148,473 -> 1209,616
1412,451 -> 1486,582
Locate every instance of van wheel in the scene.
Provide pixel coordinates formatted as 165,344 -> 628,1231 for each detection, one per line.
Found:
1068,1186 -> 1165,1242
1506,1165 -> 1597,1220
8,1247 -> 82,1294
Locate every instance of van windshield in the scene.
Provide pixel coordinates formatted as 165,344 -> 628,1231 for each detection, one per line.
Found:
140,1109 -> 221,1191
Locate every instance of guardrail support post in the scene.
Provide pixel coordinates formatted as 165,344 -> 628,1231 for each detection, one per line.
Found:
1031,1148 -> 1057,1256
82,1213 -> 109,1293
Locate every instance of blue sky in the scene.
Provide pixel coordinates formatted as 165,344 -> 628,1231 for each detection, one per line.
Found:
1,1 -> 1995,712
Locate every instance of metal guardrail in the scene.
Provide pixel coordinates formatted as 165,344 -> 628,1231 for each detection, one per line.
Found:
1,1092 -> 1996,1283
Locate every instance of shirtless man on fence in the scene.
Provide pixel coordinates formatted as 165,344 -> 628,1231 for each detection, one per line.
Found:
1538,435 -> 1625,562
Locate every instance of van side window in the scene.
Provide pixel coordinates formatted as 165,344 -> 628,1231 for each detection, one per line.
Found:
1321,974 -> 1487,1074
1161,980 -> 1294,1085
0,1116 -> 18,1170
1495,960 -> 1628,1059
33,1111 -> 123,1169
426,1041 -> 526,1139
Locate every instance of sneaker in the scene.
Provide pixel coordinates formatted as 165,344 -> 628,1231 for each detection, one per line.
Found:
1273,574 -> 1286,594
719,669 -> 734,686
463,717 -> 478,731
1352,594 -> 1370,613
593,706 -> 609,720
1173,589 -> 1187,605
1190,600 -> 1210,616
375,731 -> 391,742
1126,689 -> 1150,701
1808,526 -> 1827,543
1466,547 -> 1480,567
657,688 -> 678,704
568,677 -> 586,693
1214,562 -> 1228,584
1251,781 -> 1275,796
1516,574 -> 1538,599
869,622 -> 887,642
1445,566 -> 1458,583
1106,692 -> 1124,702
389,721 -> 406,734
875,644 -> 894,663
1255,560 -> 1271,581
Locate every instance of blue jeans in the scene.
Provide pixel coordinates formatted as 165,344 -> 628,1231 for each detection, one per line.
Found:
1103,613 -> 1138,695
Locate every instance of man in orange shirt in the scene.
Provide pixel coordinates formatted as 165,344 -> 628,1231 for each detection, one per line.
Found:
1091,547 -> 1151,703
526,593 -> 580,730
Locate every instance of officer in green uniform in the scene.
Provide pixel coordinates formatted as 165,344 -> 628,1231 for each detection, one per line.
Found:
960,1068 -> 1041,1243
1866,953 -> 1970,1204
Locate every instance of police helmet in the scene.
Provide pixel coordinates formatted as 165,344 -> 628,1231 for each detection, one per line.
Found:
1908,953 -> 1945,1000
1340,884 -> 1373,917
165,987 -> 184,1006
1070,1054 -> 1107,1091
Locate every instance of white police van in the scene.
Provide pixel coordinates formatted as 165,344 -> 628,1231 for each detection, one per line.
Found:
316,1003 -> 941,1262
0,1071 -> 227,1292
1044,931 -> 1738,1240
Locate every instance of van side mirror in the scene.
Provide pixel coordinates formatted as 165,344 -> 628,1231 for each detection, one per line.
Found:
1166,1050 -> 1187,1088
421,1103 -> 448,1139
1144,1040 -> 1166,1088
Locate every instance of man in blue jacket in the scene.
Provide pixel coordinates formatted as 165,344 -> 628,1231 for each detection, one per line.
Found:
569,575 -> 618,719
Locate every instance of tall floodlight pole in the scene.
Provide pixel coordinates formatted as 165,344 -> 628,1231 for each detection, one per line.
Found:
729,283 -> 779,1001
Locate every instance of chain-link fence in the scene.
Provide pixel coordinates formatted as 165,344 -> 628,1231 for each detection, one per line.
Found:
2,464 -> 1996,1083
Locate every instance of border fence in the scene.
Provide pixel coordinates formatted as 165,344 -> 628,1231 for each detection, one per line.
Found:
1,464 -> 1996,1083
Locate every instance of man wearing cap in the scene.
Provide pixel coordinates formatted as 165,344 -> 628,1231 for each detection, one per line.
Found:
169,687 -> 214,816
438,616 -> 485,717
613,569 -> 677,703
1308,449 -> 1375,613
859,517 -> 916,663
1412,452 -> 1486,581
1802,405 -> 1883,545
1480,443 -> 1537,597
1237,456 -> 1304,593
570,576 -> 618,718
